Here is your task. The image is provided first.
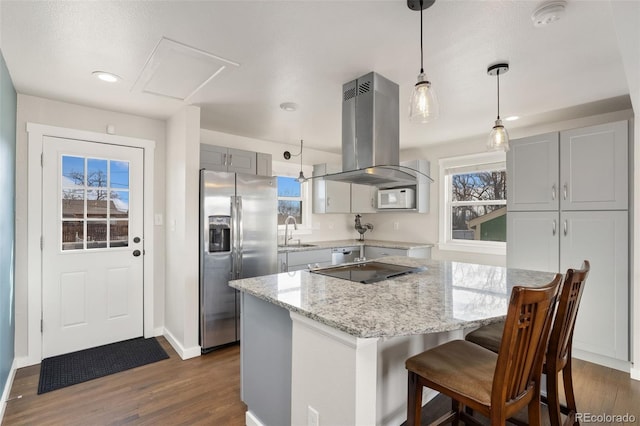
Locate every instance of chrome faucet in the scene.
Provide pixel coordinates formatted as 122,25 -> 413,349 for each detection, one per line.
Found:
354,214 -> 373,241
284,215 -> 298,245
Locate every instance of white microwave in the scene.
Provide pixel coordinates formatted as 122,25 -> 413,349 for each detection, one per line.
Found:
377,188 -> 415,209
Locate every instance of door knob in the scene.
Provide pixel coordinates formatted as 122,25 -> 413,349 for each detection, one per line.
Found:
133,250 -> 141,257
133,237 -> 141,243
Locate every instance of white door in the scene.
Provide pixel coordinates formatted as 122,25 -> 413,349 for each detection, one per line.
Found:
561,210 -> 628,361
506,211 -> 560,273
42,136 -> 144,357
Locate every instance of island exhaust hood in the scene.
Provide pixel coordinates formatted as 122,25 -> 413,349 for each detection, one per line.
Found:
319,72 -> 432,188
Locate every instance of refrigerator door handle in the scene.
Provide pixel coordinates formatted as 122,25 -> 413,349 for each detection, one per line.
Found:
230,196 -> 237,275
237,196 -> 244,278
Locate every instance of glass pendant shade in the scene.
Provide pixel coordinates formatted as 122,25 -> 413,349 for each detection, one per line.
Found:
409,73 -> 439,123
296,170 -> 306,183
487,118 -> 510,151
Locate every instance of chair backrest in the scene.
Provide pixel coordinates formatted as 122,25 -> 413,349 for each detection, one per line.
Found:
491,274 -> 563,408
548,260 -> 590,371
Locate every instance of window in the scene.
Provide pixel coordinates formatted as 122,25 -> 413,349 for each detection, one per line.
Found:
273,161 -> 312,233
277,176 -> 303,225
439,152 -> 506,254
61,155 -> 130,251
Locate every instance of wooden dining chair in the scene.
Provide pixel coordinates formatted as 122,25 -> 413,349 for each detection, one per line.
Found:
465,261 -> 590,426
405,274 -> 562,426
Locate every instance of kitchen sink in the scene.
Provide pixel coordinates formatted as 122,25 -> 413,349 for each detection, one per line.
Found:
278,243 -> 317,248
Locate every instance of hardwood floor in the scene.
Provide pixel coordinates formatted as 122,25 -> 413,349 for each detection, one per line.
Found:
3,337 -> 639,425
2,337 -> 246,425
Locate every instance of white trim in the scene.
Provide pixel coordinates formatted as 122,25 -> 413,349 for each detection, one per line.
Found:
245,411 -> 266,426
26,122 -> 156,364
162,328 -> 201,360
273,161 -> 313,234
631,367 -> 640,381
0,358 -> 18,423
572,348 -> 631,373
438,151 -> 507,255
153,327 -> 164,337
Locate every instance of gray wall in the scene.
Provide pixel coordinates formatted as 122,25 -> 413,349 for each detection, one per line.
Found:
0,49 -> 17,397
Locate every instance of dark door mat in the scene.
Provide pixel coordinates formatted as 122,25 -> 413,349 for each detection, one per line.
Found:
38,337 -> 169,394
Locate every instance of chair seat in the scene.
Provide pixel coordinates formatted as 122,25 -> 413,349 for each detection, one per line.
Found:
465,321 -> 503,353
405,340 -> 497,406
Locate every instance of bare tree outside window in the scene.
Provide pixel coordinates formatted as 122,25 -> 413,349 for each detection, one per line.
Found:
451,170 -> 506,242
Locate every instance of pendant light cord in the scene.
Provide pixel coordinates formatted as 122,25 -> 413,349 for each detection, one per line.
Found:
299,140 -> 303,173
419,0 -> 424,73
496,70 -> 501,120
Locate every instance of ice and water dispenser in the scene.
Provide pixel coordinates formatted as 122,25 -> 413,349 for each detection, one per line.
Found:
209,215 -> 231,253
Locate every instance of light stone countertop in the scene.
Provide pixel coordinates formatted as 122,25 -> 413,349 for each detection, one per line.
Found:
229,256 -> 559,339
277,239 -> 434,253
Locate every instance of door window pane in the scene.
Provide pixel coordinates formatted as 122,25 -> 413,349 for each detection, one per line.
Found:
62,221 -> 84,251
60,156 -> 133,250
110,220 -> 129,247
110,161 -> 129,189
62,189 -> 84,218
87,221 -> 108,249
87,190 -> 109,218
87,158 -> 108,187
62,156 -> 85,187
111,191 -> 129,218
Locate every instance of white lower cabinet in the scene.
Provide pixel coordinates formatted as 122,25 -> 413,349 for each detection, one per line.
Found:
507,210 -> 628,363
364,246 -> 431,260
283,249 -> 332,272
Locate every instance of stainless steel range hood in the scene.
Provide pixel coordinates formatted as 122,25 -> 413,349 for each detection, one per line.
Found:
318,71 -> 432,187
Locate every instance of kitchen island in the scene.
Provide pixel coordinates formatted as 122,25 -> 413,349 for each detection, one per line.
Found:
230,257 -> 557,426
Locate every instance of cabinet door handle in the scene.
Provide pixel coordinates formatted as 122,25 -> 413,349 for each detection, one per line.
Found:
327,197 -> 331,206
563,220 -> 568,236
563,183 -> 568,200
223,153 -> 227,166
552,184 -> 557,201
229,154 -> 233,165
552,220 -> 556,236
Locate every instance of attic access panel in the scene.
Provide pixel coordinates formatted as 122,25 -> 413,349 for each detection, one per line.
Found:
132,37 -> 239,101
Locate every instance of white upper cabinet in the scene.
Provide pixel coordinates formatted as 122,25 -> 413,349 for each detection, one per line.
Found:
312,164 -> 351,214
560,121 -> 628,211
351,184 -> 377,213
507,132 -> 559,211
508,121 -> 628,212
200,144 -> 265,175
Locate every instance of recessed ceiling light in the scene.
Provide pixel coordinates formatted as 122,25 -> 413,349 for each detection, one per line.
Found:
505,116 -> 520,121
280,102 -> 298,112
92,71 -> 121,83
531,1 -> 567,27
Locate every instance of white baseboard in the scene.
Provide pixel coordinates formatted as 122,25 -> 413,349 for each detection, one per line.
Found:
1,359 -> 18,424
162,328 -> 201,360
246,410 -> 266,426
153,327 -> 164,337
572,348 -> 630,373
631,366 -> 640,381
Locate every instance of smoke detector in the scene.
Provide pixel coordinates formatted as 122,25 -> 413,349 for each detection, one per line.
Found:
531,1 -> 567,27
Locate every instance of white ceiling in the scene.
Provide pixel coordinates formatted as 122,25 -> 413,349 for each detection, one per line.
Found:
0,0 -> 635,154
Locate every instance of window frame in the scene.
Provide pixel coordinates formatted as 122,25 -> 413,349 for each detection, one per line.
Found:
439,151 -> 507,255
273,161 -> 313,235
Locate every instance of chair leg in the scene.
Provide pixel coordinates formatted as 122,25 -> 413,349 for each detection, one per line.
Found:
407,371 -> 422,426
562,358 -> 579,425
451,399 -> 461,426
528,388 -> 542,426
547,370 -> 563,426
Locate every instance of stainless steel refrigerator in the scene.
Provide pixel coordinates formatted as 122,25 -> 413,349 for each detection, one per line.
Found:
200,170 -> 277,352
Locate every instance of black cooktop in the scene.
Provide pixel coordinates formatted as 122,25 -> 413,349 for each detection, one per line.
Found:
310,261 -> 426,284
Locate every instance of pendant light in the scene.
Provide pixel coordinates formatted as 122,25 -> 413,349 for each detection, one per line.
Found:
408,0 -> 439,123
487,63 -> 510,151
283,139 -> 307,182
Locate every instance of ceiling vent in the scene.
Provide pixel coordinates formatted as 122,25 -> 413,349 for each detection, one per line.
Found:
132,37 -> 239,102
